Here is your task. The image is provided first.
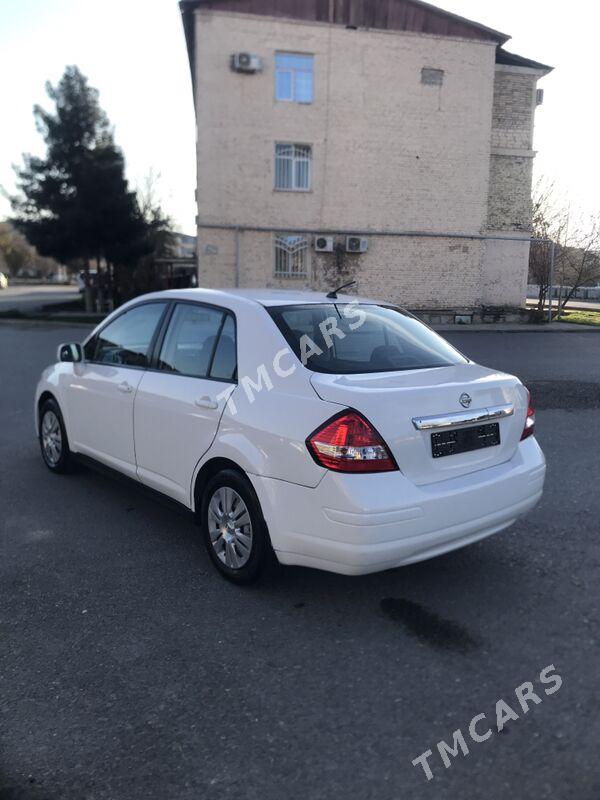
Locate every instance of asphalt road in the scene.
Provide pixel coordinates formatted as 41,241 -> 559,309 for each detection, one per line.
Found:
0,285 -> 80,313
1,322 -> 599,800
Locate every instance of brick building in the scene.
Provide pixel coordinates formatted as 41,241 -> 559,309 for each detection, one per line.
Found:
180,0 -> 552,314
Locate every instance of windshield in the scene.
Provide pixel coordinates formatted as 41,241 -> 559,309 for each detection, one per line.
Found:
267,303 -> 467,374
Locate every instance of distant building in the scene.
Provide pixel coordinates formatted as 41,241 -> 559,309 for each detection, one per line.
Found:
156,232 -> 198,288
167,232 -> 197,260
180,0 -> 552,311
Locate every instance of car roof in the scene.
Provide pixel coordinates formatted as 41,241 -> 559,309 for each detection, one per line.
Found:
142,288 -> 378,308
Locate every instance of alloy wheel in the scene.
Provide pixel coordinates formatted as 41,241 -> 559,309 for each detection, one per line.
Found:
41,410 -> 62,466
207,486 -> 253,569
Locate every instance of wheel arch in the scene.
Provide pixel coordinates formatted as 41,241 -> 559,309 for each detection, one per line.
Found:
37,390 -> 58,433
192,457 -> 249,515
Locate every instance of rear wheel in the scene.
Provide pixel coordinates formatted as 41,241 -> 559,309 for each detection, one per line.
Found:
201,469 -> 272,584
39,398 -> 71,473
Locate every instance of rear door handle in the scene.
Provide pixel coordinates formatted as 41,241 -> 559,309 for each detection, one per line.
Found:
195,395 -> 218,410
118,381 -> 133,394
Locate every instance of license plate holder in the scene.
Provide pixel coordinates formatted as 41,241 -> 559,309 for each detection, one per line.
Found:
431,423 -> 501,459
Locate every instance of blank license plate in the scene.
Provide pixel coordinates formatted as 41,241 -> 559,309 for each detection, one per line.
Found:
431,423 -> 501,459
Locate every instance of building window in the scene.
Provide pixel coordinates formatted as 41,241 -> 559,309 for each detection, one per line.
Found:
421,68 -> 444,86
275,143 -> 312,191
275,53 -> 314,103
274,234 -> 309,278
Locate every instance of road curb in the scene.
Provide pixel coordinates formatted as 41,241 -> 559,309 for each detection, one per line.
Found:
0,317 -> 97,329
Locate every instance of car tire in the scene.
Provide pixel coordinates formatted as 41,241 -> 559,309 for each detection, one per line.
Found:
201,469 -> 274,584
39,398 -> 72,474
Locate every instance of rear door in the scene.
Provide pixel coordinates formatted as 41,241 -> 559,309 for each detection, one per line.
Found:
133,302 -> 237,506
68,301 -> 168,477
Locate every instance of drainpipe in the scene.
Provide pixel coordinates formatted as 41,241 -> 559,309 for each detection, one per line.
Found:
234,226 -> 240,288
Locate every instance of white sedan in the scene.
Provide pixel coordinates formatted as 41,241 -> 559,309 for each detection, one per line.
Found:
35,289 -> 545,583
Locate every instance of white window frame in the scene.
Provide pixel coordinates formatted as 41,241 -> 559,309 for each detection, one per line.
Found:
274,234 -> 310,279
275,52 -> 314,104
274,143 -> 312,192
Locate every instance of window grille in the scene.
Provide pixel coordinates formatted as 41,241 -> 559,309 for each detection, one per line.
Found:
274,234 -> 309,278
275,143 -> 312,191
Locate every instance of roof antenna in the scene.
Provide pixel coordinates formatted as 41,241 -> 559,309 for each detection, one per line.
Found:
326,280 -> 356,300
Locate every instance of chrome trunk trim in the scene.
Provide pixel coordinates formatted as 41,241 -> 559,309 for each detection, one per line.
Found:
412,403 -> 514,431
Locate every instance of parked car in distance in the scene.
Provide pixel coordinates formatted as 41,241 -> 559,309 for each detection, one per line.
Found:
35,289 -> 546,583
76,269 -> 97,293
0,272 -> 8,289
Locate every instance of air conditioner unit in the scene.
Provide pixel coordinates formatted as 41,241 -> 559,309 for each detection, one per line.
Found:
314,235 -> 334,253
230,52 -> 263,73
536,89 -> 544,106
346,236 -> 368,253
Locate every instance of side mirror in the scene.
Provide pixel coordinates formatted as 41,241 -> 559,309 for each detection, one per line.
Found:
58,342 -> 83,363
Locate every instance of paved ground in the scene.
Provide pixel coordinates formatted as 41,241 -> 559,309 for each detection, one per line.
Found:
1,322 -> 599,800
527,297 -> 600,312
0,285 -> 80,313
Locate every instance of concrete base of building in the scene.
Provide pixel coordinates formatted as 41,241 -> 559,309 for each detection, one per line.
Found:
196,227 -> 533,313
412,307 -> 535,326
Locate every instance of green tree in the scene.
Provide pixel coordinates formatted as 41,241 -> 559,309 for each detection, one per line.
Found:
11,66 -> 149,309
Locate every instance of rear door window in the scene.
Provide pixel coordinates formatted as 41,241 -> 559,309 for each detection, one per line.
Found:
158,304 -> 223,378
157,303 -> 237,381
209,314 -> 237,381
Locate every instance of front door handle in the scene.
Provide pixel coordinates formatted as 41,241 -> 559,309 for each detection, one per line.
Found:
195,395 -> 218,410
118,381 -> 133,394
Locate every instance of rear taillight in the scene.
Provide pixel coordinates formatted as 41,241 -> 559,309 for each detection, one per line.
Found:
306,410 -> 398,473
521,389 -> 535,441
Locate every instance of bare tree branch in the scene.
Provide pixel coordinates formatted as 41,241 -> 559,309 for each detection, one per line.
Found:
529,180 -> 600,315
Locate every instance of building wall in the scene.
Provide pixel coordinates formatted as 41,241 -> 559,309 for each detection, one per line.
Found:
487,154 -> 533,232
491,71 -> 536,151
487,66 -> 538,232
481,238 -> 531,306
199,227 -> 484,308
481,65 -> 541,305
194,9 -> 544,309
194,10 -> 497,233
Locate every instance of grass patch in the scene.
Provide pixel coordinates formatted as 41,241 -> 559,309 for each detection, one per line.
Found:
557,310 -> 600,327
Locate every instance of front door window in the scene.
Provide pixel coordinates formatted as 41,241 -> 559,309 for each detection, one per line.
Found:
91,303 -> 167,367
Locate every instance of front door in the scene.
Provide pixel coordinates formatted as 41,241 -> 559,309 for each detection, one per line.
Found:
68,301 -> 168,477
134,302 -> 237,506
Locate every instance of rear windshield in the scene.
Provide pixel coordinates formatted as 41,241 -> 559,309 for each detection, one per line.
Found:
267,303 -> 467,374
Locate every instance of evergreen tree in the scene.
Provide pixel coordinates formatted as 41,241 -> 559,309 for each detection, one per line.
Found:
11,66 -> 150,308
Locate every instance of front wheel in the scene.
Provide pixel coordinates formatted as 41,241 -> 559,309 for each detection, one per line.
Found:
201,469 -> 272,584
39,398 -> 72,473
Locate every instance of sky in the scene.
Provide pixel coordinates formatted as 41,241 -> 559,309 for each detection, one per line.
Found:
0,0 -> 598,233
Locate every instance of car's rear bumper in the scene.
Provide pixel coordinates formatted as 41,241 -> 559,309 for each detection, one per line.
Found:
250,437 -> 546,575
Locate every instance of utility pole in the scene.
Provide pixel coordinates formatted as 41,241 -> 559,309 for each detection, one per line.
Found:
548,240 -> 555,324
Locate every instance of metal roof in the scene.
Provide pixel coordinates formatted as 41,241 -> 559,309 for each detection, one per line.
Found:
179,0 -> 514,96
496,47 -> 554,75
180,0 -> 511,40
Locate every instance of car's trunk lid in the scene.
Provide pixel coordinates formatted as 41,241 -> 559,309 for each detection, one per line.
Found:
310,364 -> 528,486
